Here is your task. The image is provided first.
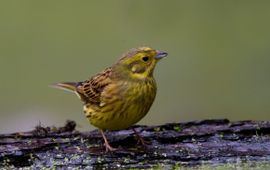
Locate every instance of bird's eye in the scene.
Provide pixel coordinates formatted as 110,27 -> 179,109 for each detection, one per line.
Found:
142,56 -> 149,62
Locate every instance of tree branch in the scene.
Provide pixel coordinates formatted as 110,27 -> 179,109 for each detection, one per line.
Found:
1,119 -> 270,169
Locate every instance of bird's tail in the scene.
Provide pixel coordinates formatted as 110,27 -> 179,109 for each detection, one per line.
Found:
50,82 -> 78,93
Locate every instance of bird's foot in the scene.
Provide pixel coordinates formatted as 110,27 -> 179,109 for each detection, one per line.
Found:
132,128 -> 151,147
103,142 -> 117,152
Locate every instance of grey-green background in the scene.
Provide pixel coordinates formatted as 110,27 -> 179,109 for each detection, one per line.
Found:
1,1 -> 270,134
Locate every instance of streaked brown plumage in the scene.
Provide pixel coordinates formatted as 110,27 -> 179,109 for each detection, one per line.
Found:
53,47 -> 167,151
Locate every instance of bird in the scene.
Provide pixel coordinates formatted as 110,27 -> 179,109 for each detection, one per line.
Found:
52,47 -> 167,152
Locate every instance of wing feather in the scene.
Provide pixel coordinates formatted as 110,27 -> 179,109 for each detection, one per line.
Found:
77,67 -> 112,105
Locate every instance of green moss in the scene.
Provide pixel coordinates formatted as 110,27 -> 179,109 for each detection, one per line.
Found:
256,127 -> 261,136
173,161 -> 270,170
173,126 -> 182,132
154,127 -> 161,132
219,133 -> 224,138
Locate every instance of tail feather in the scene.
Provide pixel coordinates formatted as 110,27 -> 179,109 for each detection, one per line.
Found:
50,82 -> 78,93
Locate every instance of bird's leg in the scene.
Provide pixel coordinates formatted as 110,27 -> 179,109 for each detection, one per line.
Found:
100,130 -> 117,152
132,128 -> 150,146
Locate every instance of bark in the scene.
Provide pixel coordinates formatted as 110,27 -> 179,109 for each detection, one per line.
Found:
1,119 -> 270,169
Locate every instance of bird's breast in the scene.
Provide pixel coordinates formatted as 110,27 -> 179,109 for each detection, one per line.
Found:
85,78 -> 157,130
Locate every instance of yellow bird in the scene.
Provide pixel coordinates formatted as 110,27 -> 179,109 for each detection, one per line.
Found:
52,47 -> 167,152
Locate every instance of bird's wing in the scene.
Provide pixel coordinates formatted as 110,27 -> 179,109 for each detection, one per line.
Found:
76,67 -> 113,105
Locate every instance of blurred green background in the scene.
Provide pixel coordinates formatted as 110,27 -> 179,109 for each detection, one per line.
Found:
0,1 -> 270,134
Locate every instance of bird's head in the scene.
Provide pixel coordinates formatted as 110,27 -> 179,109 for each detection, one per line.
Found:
115,47 -> 167,80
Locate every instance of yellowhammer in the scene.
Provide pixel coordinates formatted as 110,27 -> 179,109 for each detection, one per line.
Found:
52,47 -> 167,152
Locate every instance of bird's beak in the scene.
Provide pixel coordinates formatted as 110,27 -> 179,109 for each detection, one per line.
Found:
155,50 -> 168,60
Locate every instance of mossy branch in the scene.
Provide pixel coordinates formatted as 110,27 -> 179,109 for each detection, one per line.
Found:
1,119 -> 270,169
